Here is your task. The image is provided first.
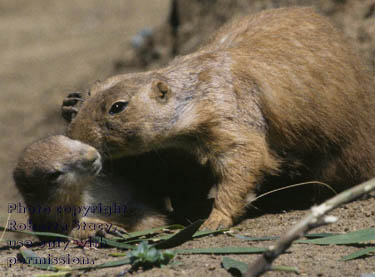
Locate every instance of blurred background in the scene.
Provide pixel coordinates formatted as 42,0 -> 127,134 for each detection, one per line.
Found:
1,0 -> 374,239
0,0 -> 170,238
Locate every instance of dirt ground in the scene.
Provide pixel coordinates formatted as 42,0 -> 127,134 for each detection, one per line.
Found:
0,0 -> 375,276
1,197 -> 374,276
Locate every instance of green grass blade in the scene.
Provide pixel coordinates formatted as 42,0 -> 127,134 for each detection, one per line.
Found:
128,228 -> 227,244
340,247 -> 375,261
154,219 -> 204,249
93,236 -> 136,249
233,232 -> 337,242
119,236 -> 171,244
304,232 -> 338,238
94,257 -> 132,269
78,257 -> 132,270
34,273 -> 71,277
0,226 -> 73,240
122,224 -> 184,240
221,256 -> 248,275
192,228 -> 228,238
270,265 -> 299,274
19,247 -> 58,271
296,228 -> 375,245
177,246 -> 266,254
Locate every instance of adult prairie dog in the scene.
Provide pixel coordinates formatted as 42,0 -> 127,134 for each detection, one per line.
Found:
64,7 -> 375,229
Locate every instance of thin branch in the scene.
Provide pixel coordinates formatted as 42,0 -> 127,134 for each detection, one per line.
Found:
245,177 -> 375,277
0,212 -> 11,245
250,181 -> 337,203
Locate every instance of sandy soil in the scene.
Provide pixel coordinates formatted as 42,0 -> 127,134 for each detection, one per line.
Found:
0,0 -> 374,276
1,197 -> 374,276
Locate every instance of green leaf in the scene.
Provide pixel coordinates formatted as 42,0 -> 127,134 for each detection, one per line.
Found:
296,228 -> 375,245
145,247 -> 159,263
148,234 -> 173,242
304,232 -> 338,238
122,224 -> 184,240
341,247 -> 375,261
270,265 -> 299,274
161,250 -> 175,262
154,219 -> 204,249
76,257 -> 131,271
126,241 -> 176,270
192,228 -> 228,238
34,273 -> 71,277
93,236 -> 136,250
221,257 -> 248,276
177,246 -> 266,254
0,226 -> 73,240
19,245 -> 133,272
129,228 -> 227,244
233,232 -> 336,242
0,224 -> 185,244
19,247 -> 58,271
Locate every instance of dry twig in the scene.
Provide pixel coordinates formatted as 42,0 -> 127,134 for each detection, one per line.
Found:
246,178 -> 375,277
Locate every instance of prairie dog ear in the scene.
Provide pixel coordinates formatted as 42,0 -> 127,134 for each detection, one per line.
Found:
151,80 -> 171,103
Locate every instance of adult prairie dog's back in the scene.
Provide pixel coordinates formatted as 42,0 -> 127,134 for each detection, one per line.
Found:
203,7 -> 375,183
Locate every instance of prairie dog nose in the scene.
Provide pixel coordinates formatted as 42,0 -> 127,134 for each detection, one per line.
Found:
83,147 -> 101,164
81,148 -> 102,173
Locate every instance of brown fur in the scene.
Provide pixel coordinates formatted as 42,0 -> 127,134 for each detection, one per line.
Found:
13,135 -> 168,239
66,7 -> 375,229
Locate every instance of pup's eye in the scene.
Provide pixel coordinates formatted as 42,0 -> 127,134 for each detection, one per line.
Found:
47,171 -> 62,182
109,101 -> 128,115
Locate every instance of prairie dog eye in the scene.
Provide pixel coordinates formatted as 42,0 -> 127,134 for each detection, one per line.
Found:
109,101 -> 128,115
46,170 -> 63,182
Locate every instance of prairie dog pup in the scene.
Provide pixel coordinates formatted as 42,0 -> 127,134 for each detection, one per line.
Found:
13,135 -> 168,239
66,7 -> 375,229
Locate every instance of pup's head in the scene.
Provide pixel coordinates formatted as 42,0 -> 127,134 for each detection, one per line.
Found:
13,135 -> 101,203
